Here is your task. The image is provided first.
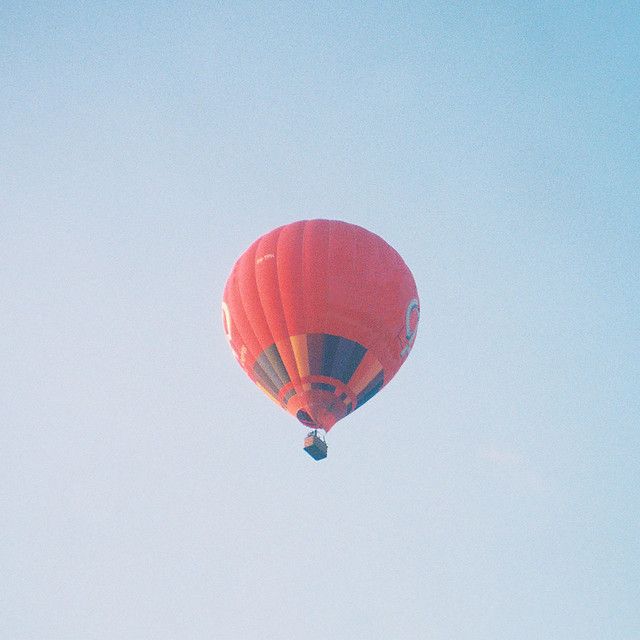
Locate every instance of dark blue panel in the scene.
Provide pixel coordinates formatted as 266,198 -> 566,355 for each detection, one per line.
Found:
311,382 -> 336,392
331,338 -> 366,384
320,334 -> 340,377
356,371 -> 384,408
306,334 -> 325,376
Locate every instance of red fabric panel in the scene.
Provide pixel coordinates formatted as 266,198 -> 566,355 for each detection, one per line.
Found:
222,219 -> 420,430
276,221 -> 306,337
254,227 -> 300,391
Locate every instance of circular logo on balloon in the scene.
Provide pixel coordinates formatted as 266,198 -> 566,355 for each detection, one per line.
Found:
400,298 -> 420,358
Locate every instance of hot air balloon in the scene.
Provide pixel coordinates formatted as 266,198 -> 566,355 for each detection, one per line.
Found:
222,219 -> 420,460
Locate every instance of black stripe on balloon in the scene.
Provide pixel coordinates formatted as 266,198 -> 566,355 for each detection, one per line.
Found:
265,343 -> 291,387
252,362 -> 279,398
282,388 -> 297,404
356,370 -> 384,408
311,382 -> 336,392
253,344 -> 290,396
306,334 -> 325,376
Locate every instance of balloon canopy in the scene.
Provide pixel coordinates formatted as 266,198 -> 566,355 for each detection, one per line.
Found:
222,219 -> 419,433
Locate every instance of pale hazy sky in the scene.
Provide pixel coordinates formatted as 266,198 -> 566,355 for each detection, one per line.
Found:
2,2 -> 639,639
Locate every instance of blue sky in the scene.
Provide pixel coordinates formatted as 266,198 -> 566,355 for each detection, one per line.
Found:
2,2 -> 639,638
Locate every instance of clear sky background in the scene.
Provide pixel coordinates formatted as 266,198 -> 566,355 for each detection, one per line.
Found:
2,2 -> 639,639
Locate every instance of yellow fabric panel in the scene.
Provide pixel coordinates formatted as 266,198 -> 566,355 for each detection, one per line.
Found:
289,334 -> 310,379
256,382 -> 280,405
349,351 -> 383,396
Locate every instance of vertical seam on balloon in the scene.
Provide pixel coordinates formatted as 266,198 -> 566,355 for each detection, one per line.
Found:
325,222 -> 335,375
250,238 -> 289,390
277,223 -> 304,388
298,220 -> 308,383
274,224 -> 299,387
227,264 -> 267,391
360,227 -> 387,370
235,243 -> 284,395
259,226 -> 297,388
301,219 -> 312,378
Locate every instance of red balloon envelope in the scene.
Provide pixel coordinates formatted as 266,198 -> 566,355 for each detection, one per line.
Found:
222,219 -> 419,437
